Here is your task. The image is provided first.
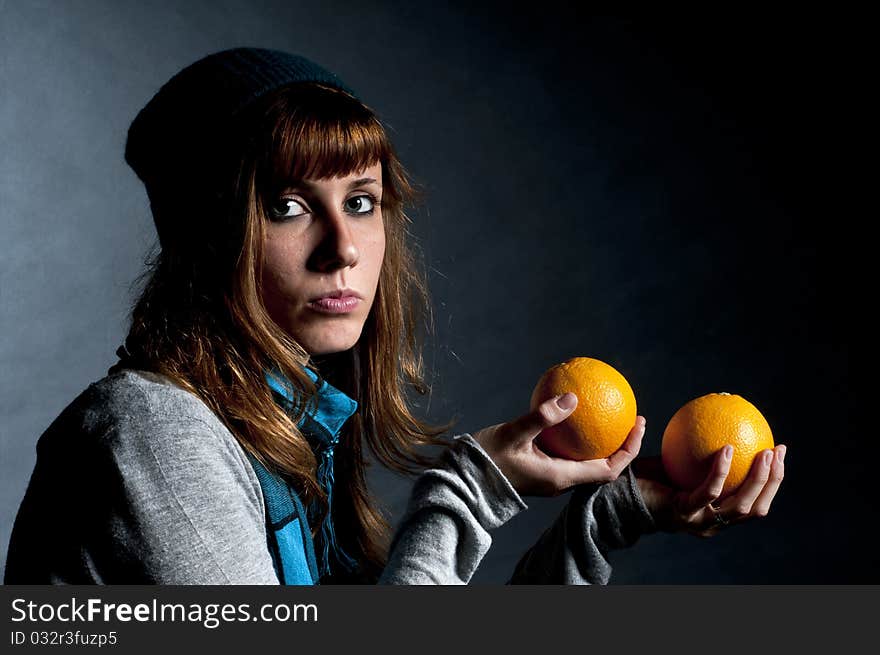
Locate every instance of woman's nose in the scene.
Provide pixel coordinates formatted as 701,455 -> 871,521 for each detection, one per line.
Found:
308,208 -> 360,272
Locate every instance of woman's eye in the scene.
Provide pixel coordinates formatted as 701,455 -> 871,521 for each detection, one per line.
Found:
344,194 -> 377,215
269,198 -> 308,219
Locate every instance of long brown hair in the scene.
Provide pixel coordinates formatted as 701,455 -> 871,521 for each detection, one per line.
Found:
115,82 -> 453,582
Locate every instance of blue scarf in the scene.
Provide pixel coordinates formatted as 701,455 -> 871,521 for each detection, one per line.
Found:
246,365 -> 359,584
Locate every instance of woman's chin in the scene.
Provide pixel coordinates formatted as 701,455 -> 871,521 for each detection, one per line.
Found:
299,332 -> 361,356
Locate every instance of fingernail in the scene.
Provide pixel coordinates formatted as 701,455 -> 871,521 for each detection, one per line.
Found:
777,446 -> 786,463
724,445 -> 733,460
763,451 -> 773,466
556,393 -> 576,410
637,416 -> 647,428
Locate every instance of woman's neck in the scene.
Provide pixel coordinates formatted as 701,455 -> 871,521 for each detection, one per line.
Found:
310,349 -> 357,398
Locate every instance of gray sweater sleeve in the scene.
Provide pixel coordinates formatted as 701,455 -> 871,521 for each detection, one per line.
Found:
379,433 -> 657,585
90,400 -> 281,584
506,464 -> 657,584
4,371 -> 280,585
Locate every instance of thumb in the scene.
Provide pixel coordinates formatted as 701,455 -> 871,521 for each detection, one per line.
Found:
506,393 -> 578,446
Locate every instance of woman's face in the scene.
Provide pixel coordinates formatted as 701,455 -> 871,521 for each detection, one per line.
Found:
260,162 -> 385,355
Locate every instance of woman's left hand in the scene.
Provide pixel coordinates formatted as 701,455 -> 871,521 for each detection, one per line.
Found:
632,444 -> 787,536
471,393 -> 646,497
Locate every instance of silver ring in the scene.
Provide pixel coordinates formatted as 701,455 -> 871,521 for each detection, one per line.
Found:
710,504 -> 729,526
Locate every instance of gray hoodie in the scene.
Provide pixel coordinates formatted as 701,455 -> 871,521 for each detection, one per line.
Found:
4,369 -> 656,584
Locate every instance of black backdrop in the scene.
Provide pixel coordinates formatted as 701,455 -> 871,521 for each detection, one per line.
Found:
1,4 -> 869,583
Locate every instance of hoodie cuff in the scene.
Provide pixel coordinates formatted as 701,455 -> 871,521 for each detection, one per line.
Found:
586,465 -> 658,551
448,433 -> 529,529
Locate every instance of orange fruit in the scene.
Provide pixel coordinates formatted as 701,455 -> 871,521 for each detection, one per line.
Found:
661,393 -> 774,500
530,357 -> 637,460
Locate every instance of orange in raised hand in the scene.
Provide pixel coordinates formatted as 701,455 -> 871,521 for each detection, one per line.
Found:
530,356 -> 637,460
661,392 -> 775,500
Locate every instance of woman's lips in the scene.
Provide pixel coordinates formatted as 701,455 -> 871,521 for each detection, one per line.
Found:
307,296 -> 361,314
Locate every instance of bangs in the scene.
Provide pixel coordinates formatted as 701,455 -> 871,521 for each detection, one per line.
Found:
253,83 -> 390,195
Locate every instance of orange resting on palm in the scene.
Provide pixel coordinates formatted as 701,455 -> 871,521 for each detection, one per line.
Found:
530,357 -> 637,461
661,392 -> 774,500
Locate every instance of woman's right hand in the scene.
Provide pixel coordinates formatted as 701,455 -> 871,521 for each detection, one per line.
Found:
631,444 -> 786,536
471,393 -> 646,497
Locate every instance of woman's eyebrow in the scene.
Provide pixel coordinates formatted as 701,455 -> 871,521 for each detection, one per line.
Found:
347,177 -> 380,189
289,177 -> 381,191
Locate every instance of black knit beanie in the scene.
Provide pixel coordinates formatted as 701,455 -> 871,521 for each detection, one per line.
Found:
125,48 -> 358,249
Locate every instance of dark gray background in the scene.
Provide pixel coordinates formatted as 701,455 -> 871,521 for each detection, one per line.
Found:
1,2 -> 868,583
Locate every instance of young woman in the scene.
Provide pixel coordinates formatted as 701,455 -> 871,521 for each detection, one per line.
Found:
4,48 -> 785,585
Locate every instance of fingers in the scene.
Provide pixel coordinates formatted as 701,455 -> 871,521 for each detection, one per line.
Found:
684,445 -> 732,513
605,416 -> 646,477
557,416 -> 646,488
505,393 -> 578,447
719,448 -> 774,518
677,444 -> 786,538
714,444 -> 786,522
748,445 -> 786,517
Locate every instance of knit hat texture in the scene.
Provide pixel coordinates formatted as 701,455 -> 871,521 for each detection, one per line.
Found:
124,48 -> 357,248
